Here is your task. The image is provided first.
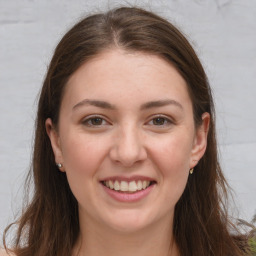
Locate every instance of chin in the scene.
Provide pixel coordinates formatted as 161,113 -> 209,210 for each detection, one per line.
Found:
102,209 -> 156,233
108,221 -> 149,234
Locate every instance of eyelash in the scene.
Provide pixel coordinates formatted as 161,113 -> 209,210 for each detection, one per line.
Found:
82,115 -> 173,128
82,115 -> 109,127
146,115 -> 173,127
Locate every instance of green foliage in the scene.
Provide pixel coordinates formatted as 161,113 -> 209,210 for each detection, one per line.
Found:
237,213 -> 256,255
249,237 -> 256,255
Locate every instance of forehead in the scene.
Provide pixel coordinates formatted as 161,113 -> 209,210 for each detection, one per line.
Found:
62,49 -> 191,109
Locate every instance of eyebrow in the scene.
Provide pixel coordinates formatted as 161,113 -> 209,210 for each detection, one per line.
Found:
72,99 -> 183,111
73,99 -> 116,110
140,99 -> 183,110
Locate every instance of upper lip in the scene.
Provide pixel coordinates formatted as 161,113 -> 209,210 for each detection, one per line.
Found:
100,175 -> 156,182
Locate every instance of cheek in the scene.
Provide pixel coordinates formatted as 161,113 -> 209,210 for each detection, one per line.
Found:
149,133 -> 192,200
60,134 -> 108,179
60,134 -> 109,205
151,133 -> 193,173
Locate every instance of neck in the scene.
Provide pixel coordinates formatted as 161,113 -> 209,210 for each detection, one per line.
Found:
73,212 -> 179,256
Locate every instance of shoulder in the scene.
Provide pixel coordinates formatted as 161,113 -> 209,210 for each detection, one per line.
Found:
0,248 -> 15,256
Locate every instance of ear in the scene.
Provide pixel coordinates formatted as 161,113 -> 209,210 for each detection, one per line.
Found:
190,112 -> 210,168
45,118 -> 64,171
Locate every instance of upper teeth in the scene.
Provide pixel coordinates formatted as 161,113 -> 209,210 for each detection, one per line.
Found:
104,180 -> 151,192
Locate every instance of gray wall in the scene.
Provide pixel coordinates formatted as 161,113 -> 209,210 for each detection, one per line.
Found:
1,0 -> 255,235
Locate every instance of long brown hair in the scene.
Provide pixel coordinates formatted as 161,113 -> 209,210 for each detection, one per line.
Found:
3,6 -> 247,256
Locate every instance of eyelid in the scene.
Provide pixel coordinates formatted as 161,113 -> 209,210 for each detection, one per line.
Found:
146,114 -> 174,126
81,115 -> 111,127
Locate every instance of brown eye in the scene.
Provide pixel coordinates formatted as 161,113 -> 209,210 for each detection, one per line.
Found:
146,115 -> 173,128
82,116 -> 108,127
90,117 -> 103,125
152,117 -> 167,125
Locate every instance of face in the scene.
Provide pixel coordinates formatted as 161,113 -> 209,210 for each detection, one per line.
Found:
46,49 -> 209,234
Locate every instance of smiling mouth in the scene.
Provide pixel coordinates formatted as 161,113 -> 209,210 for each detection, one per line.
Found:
101,180 -> 156,193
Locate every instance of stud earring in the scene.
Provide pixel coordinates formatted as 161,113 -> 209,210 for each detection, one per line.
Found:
56,163 -> 63,168
189,168 -> 194,174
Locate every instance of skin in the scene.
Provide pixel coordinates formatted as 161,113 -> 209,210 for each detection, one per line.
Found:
0,249 -> 14,256
46,49 -> 209,256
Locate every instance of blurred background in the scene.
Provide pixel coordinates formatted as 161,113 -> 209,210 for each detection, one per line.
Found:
0,0 -> 255,235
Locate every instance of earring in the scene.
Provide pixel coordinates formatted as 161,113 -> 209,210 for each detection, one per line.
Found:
56,163 -> 63,169
189,168 -> 194,174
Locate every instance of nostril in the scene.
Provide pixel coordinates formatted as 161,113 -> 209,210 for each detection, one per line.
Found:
108,130 -> 148,166
109,145 -> 148,167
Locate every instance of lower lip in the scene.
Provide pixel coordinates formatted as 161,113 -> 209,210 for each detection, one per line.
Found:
101,183 -> 155,202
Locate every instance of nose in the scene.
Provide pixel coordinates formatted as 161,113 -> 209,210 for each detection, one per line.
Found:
109,125 -> 147,167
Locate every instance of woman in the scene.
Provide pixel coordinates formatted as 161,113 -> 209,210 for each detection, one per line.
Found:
2,6 -> 249,256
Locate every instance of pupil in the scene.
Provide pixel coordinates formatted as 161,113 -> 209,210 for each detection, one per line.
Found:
92,118 -> 102,125
153,118 -> 164,125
